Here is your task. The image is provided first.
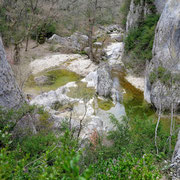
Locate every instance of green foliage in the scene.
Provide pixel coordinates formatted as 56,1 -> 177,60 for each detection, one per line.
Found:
20,133 -> 57,159
0,105 -> 36,147
67,81 -> 95,100
97,98 -> 114,111
0,130 -> 92,179
93,153 -> 161,179
134,0 -> 156,12
31,22 -> 57,43
149,66 -> 172,85
149,71 -> 157,84
124,15 -> 159,71
0,7 -> 11,46
25,69 -> 82,94
120,0 -> 131,27
0,99 -> 175,179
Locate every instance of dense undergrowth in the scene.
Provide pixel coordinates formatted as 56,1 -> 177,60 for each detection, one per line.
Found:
124,14 -> 159,74
0,101 -> 177,179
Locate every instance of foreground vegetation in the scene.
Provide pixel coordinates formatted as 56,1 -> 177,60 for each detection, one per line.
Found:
0,102 -> 177,179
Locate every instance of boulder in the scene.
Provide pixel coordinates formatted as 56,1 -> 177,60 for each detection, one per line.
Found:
82,71 -> 98,89
96,63 -> 113,97
105,42 -> 124,66
48,33 -> 88,52
34,75 -> 50,86
110,33 -> 123,42
30,82 -> 78,108
103,24 -> 123,34
145,0 -> 180,111
93,42 -> 103,48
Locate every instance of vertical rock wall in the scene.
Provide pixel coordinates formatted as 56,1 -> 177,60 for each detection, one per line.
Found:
126,0 -> 152,32
0,37 -> 25,109
145,0 -> 180,111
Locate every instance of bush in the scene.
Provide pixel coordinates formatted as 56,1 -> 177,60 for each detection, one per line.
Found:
0,7 -> 11,46
93,153 -> 161,179
31,22 -> 57,43
124,15 -> 159,72
150,66 -> 172,85
0,130 -> 92,179
120,0 -> 131,27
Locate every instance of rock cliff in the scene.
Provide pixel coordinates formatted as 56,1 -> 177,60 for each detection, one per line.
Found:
0,37 -> 25,109
145,0 -> 180,112
126,0 -> 153,32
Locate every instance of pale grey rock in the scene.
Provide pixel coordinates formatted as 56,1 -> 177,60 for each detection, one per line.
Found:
111,77 -> 123,104
96,63 -> 113,97
48,34 -> 67,44
154,0 -> 167,14
146,0 -> 180,111
34,75 -> 49,86
30,54 -> 97,77
93,42 -> 103,48
102,24 -> 124,34
110,33 -> 123,42
30,82 -> 78,108
82,71 -> 98,89
69,32 -> 88,51
105,42 -> 124,66
84,47 -> 90,55
172,131 -> 180,179
126,0 -> 152,32
48,32 -> 88,52
0,37 -> 25,109
144,61 -> 151,103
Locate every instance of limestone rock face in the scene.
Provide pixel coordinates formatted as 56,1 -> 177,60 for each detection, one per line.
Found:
0,37 -> 25,109
145,0 -> 180,111
126,0 -> 152,32
96,63 -> 113,97
154,0 -> 168,14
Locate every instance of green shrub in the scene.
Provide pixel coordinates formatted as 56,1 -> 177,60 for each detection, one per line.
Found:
0,7 -> 12,46
149,71 -> 157,84
124,15 -> 159,72
0,130 -> 92,179
93,153 -> 161,179
31,22 -> 57,43
149,66 -> 172,85
120,0 -> 131,27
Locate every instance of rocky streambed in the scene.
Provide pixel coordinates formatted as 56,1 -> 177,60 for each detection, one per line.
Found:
26,25 -> 146,140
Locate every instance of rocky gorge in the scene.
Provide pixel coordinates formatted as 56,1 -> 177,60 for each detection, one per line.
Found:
0,0 -> 179,178
27,25 -> 128,141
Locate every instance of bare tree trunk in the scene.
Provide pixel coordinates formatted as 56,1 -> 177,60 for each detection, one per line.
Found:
25,35 -> 29,52
155,99 -> 162,155
88,20 -> 94,62
169,101 -> 174,152
77,102 -> 87,138
0,37 -> 25,109
14,43 -> 21,64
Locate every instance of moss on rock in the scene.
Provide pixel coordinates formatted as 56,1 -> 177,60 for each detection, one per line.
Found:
97,98 -> 114,111
25,69 -> 81,94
